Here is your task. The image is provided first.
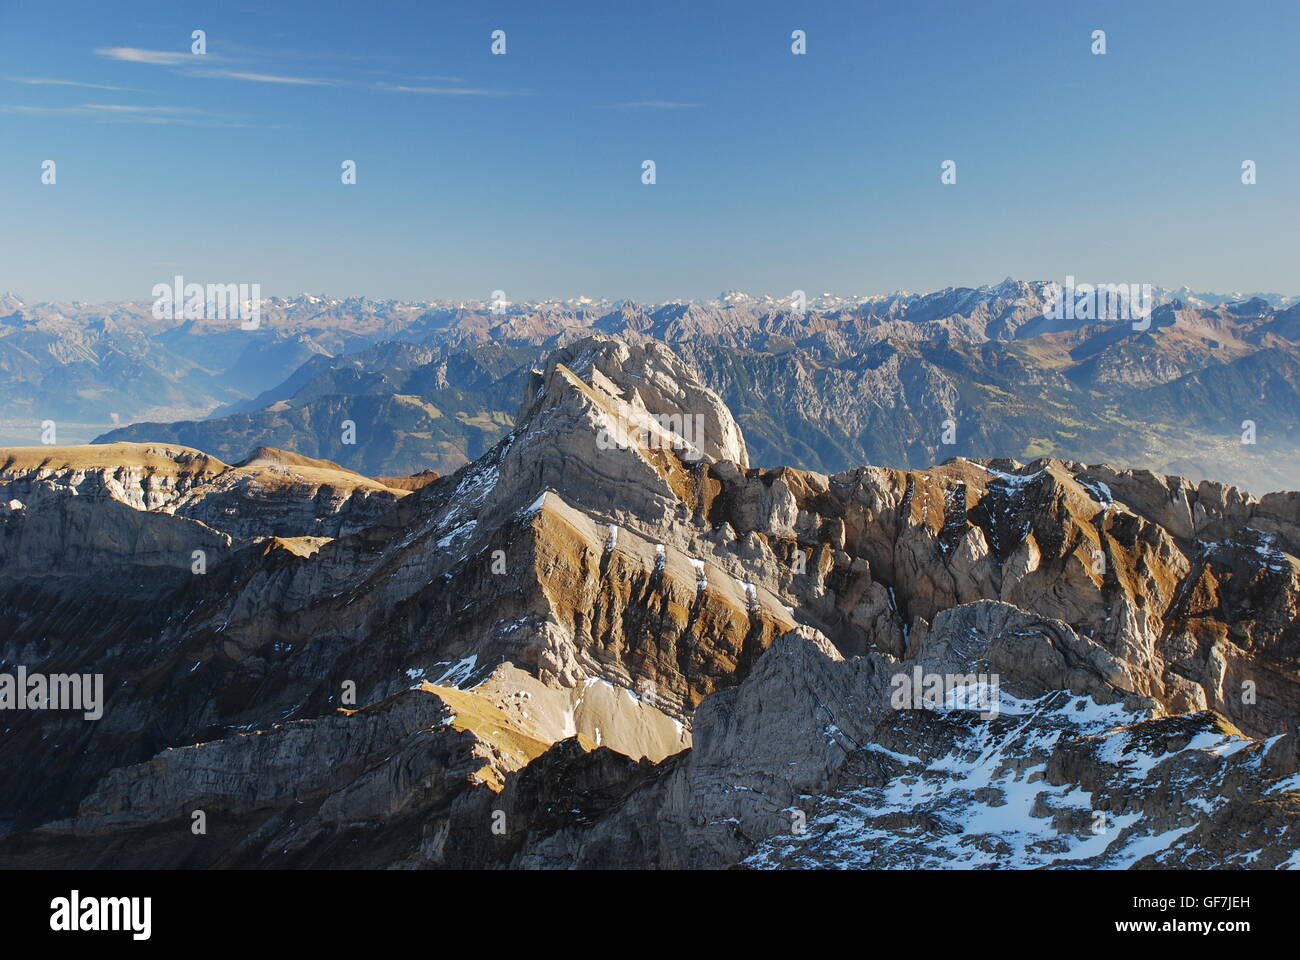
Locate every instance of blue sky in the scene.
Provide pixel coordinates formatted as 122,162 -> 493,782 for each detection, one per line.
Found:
1,0 -> 1297,303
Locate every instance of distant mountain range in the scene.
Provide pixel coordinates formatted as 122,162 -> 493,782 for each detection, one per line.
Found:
2,280 -> 1297,492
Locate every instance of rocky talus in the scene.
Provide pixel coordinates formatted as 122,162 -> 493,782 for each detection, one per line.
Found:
0,336 -> 1296,869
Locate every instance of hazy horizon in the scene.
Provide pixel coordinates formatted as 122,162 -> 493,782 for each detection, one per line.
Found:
4,276 -> 1299,308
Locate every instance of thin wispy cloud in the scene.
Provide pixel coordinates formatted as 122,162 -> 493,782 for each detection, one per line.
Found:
0,103 -> 246,126
83,103 -> 193,114
374,82 -> 531,97
605,100 -> 704,109
219,42 -> 397,66
93,45 -> 518,97
192,69 -> 334,86
13,77 -> 152,93
95,47 -> 212,66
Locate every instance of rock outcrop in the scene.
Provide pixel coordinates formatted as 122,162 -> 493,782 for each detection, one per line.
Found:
1,337 -> 1297,869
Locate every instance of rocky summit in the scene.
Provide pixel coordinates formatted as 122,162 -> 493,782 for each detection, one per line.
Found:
0,336 -> 1297,869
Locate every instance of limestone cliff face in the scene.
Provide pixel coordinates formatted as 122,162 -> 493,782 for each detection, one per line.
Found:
0,337 -> 1297,869
0,442 -> 409,562
694,455 -> 1300,740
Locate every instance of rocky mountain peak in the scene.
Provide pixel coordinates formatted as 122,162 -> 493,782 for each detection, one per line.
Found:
520,337 -> 748,468
2,336 -> 1298,870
